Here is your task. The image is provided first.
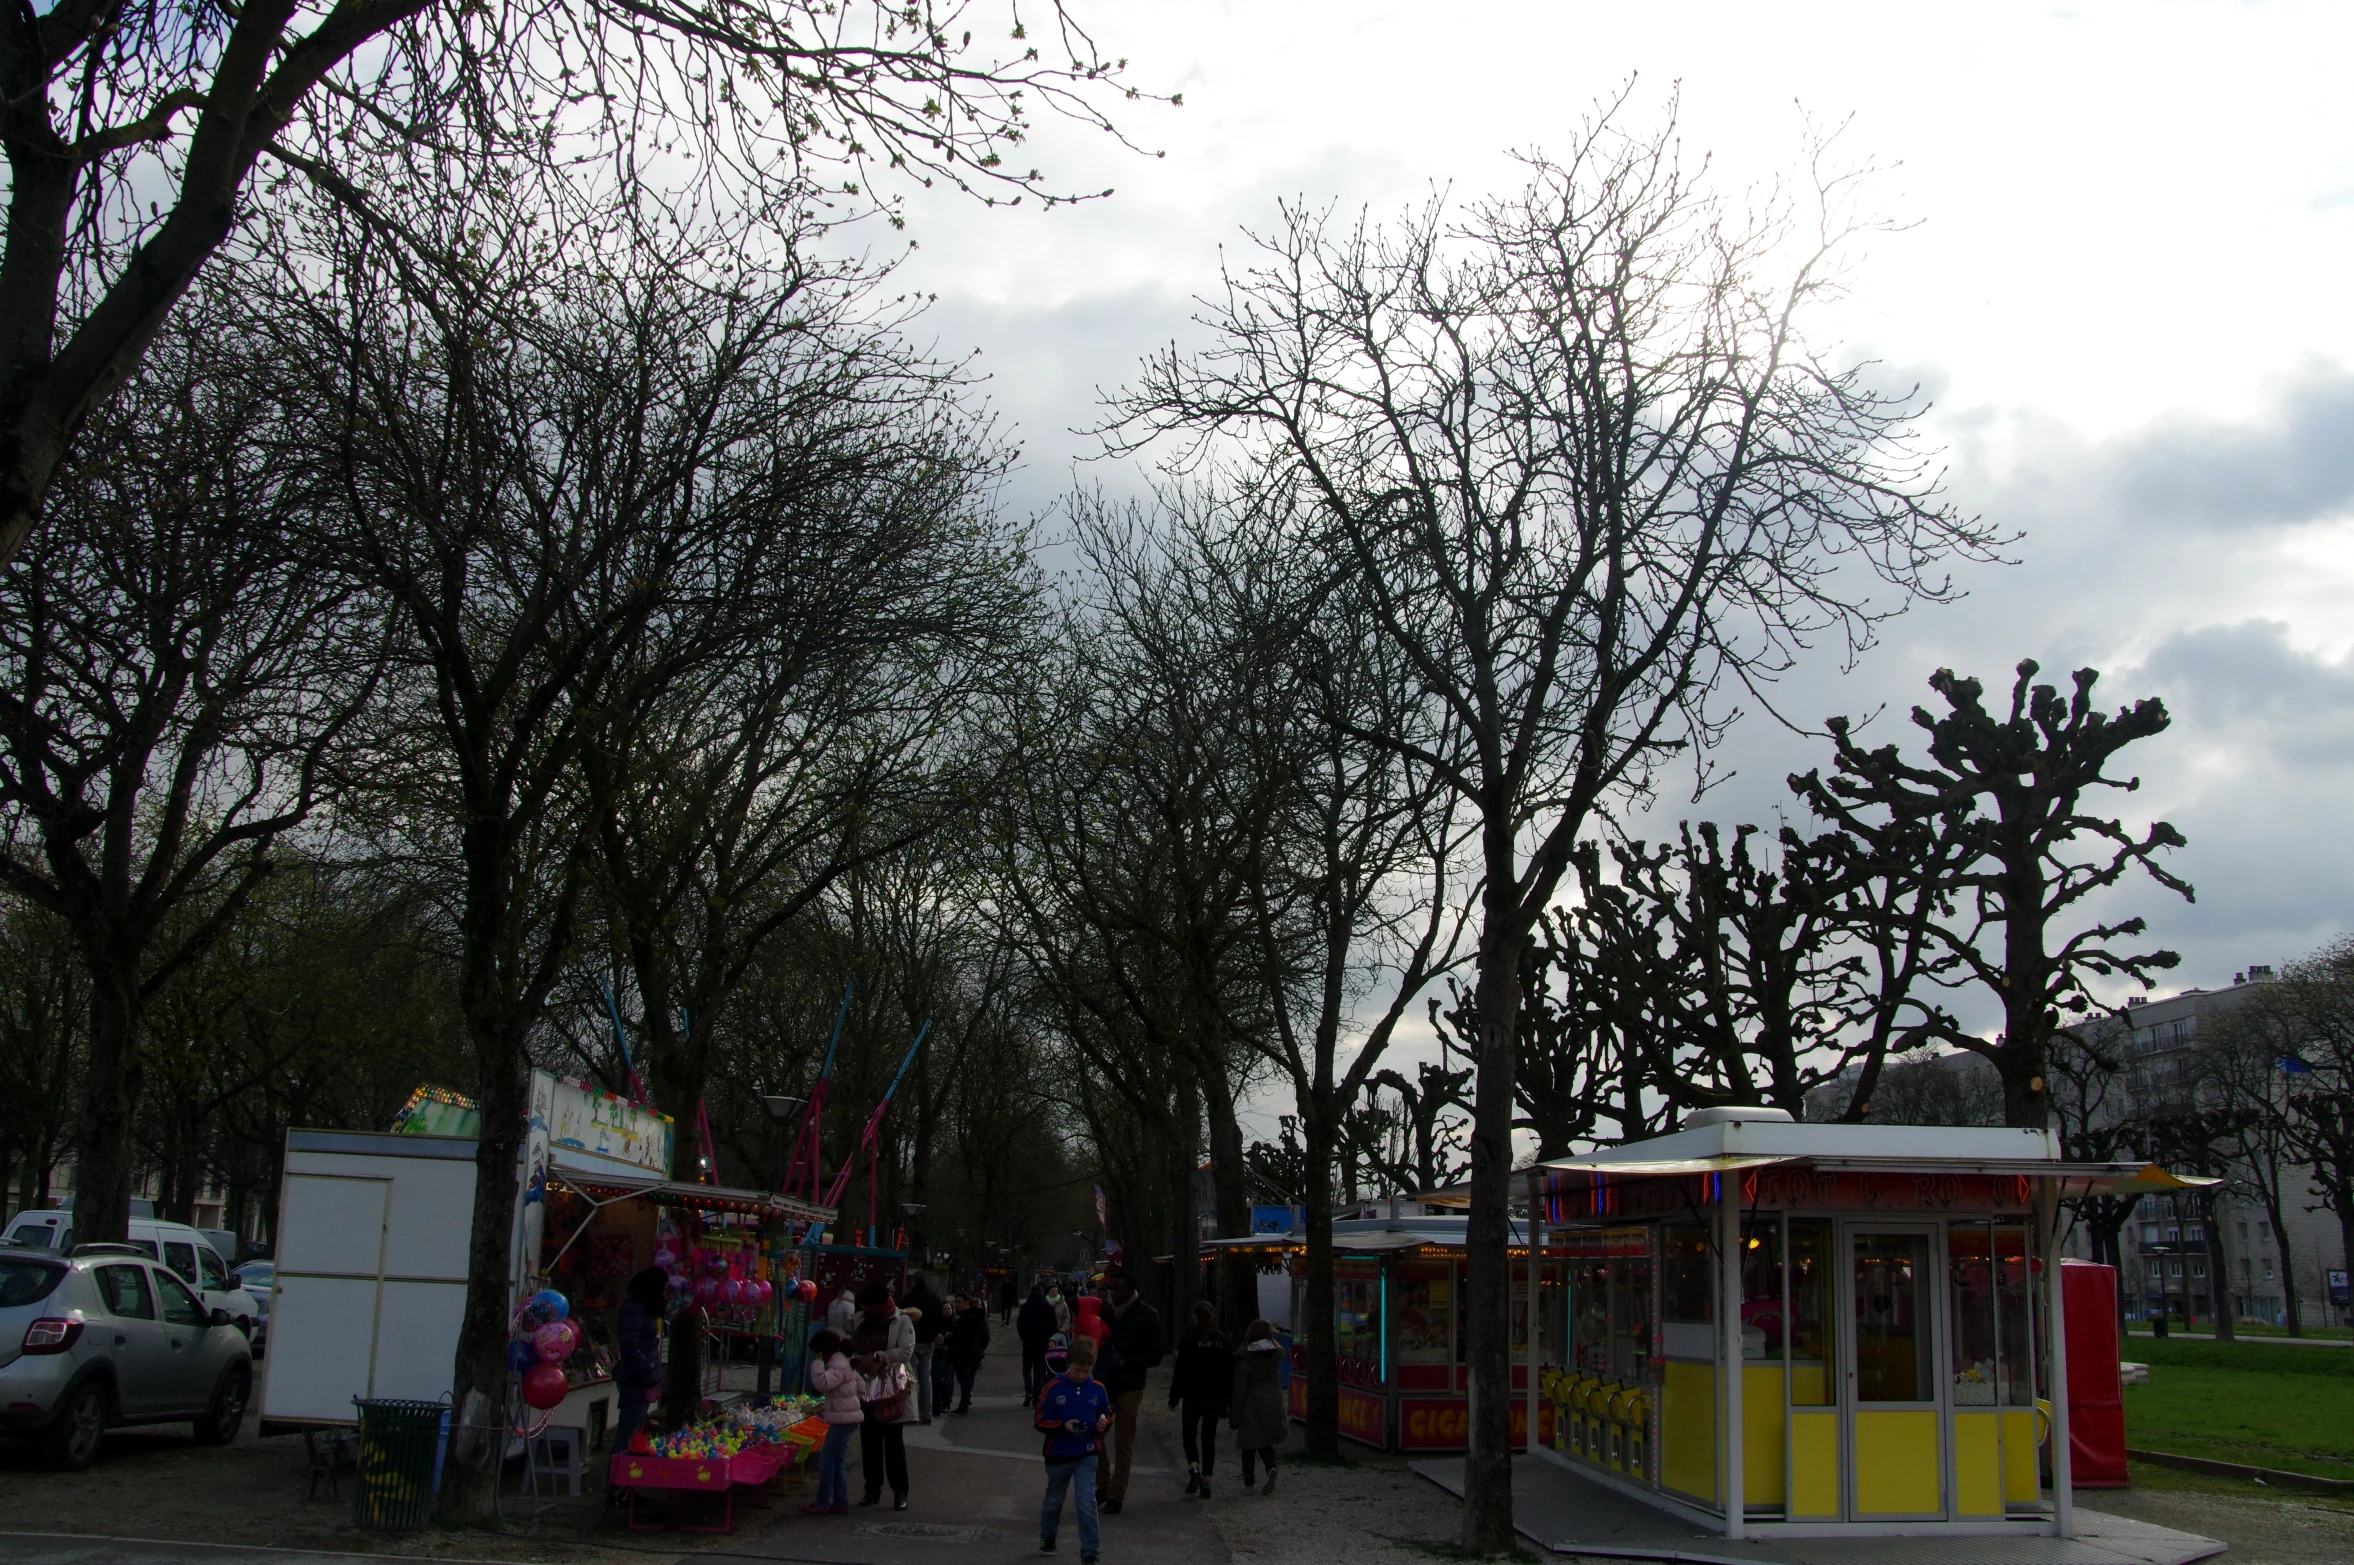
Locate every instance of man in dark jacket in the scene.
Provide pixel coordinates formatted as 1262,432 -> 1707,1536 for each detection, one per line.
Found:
944,1293 -> 992,1414
607,1266 -> 668,1502
901,1274 -> 946,1424
1016,1284 -> 1058,1407
1094,1267 -> 1163,1514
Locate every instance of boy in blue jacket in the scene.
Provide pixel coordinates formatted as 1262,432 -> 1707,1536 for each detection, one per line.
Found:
1034,1335 -> 1112,1560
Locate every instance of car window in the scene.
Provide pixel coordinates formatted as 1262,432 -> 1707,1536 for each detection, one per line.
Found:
198,1247 -> 228,1289
164,1241 -> 198,1282
157,1271 -> 208,1327
7,1219 -> 63,1250
97,1264 -> 156,1319
0,1258 -> 65,1307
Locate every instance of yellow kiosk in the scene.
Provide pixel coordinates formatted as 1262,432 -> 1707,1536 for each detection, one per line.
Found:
1527,1107 -> 2201,1541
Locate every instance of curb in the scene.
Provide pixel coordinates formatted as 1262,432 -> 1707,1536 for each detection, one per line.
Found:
2126,1448 -> 2354,1494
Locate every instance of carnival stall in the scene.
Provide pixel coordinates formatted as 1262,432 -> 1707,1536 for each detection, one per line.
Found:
1200,1214 -> 1555,1455
1524,1106 -> 2205,1542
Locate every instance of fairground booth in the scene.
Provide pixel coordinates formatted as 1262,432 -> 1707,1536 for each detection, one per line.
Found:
1202,1214 -> 1555,1455
1526,1106 -> 2202,1542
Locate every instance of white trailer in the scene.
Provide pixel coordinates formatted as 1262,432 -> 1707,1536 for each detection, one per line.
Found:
258,1129 -> 479,1431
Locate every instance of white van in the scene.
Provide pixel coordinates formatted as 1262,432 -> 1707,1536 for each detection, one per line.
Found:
2,1210 -> 261,1341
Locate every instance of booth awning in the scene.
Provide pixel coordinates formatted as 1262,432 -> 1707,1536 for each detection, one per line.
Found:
545,1162 -> 836,1225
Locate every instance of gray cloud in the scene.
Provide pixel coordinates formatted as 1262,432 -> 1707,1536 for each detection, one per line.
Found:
1985,367 -> 2354,533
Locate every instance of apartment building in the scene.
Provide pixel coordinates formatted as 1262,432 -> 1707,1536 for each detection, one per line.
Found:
1809,969 -> 2350,1329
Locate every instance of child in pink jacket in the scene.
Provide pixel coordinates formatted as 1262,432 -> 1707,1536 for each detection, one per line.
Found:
803,1331 -> 864,1514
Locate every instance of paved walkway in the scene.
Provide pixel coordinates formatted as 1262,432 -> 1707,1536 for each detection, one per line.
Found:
703,1346 -> 1226,1565
1412,1456 -> 2227,1565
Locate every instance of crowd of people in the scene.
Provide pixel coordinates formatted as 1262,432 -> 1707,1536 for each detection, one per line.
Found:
774,1264 -> 1290,1555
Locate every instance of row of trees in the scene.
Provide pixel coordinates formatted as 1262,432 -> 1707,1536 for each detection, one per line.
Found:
3,60 -> 2228,1549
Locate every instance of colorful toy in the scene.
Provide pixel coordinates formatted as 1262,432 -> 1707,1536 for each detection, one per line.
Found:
533,1321 -> 573,1363
519,1362 -> 569,1410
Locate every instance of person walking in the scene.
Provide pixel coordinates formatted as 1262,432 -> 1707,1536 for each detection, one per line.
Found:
928,1295 -> 961,1417
1229,1318 -> 1287,1497
1017,1283 -> 1058,1407
801,1330 -> 862,1515
999,1274 -> 1019,1325
1046,1279 -> 1072,1338
1034,1335 -> 1112,1563
606,1266 -> 668,1503
825,1284 -> 858,1337
902,1273 -> 946,1424
1095,1266 -> 1164,1515
849,1282 -> 917,1510
945,1292 -> 992,1413
1166,1300 -> 1230,1499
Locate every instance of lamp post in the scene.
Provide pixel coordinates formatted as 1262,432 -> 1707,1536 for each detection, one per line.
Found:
752,1093 -> 805,1402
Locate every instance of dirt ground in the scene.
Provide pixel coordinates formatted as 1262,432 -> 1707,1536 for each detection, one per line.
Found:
0,1418 -> 811,1565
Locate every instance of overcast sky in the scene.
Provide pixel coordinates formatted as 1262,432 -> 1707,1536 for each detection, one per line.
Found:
871,2 -> 2354,1117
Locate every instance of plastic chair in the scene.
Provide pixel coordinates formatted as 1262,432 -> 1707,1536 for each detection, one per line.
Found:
523,1425 -> 588,1497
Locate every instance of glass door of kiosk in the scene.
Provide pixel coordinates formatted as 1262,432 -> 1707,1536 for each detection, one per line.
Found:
1841,1226 -> 1946,1520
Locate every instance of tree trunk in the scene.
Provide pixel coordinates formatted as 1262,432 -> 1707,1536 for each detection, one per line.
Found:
1461,903 -> 1524,1556
69,961 -> 144,1246
1201,1068 -> 1257,1331
2203,1193 -> 2233,1341
1301,1098 -> 1340,1460
438,1004 -> 530,1516
2264,1200 -> 2301,1335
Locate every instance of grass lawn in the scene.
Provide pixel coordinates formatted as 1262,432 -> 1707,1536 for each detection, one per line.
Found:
2121,1335 -> 2354,1480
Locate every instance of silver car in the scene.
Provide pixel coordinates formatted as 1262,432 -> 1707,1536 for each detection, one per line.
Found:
0,1243 -> 254,1469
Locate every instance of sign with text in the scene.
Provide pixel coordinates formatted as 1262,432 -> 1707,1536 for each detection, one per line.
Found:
1398,1395 -> 1552,1451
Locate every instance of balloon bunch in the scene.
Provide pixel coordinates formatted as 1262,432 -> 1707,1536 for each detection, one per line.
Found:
654,1240 -> 775,1314
508,1288 -> 578,1411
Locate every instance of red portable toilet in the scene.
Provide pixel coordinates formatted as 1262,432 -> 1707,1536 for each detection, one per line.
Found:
2062,1259 -> 2129,1486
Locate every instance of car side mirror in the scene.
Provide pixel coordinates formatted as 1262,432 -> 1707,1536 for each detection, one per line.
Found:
209,1307 -> 233,1329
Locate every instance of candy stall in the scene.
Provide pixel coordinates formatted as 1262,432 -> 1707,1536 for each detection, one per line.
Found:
1525,1107 -> 2207,1542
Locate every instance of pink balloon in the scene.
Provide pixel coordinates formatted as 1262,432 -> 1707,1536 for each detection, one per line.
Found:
653,1247 -> 677,1268
520,1362 -> 568,1410
752,1279 -> 773,1304
796,1279 -> 817,1303
533,1322 -> 572,1363
694,1276 -> 720,1305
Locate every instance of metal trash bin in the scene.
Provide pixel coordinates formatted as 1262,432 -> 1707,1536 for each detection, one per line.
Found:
351,1398 -> 450,1530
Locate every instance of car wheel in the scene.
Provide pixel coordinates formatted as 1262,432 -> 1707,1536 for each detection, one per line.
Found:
41,1382 -> 108,1471
194,1364 -> 251,1446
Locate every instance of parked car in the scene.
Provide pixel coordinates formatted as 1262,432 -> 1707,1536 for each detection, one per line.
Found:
1,1213 -> 260,1343
231,1261 -> 273,1358
0,1245 -> 253,1469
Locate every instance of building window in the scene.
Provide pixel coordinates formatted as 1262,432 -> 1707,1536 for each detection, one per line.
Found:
2191,1259 -> 2206,1280
2186,1225 -> 2204,1243
2264,1258 -> 2275,1279
2143,1225 -> 2161,1244
2169,1260 -> 2183,1278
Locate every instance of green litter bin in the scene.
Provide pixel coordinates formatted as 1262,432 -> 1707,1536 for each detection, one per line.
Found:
351,1398 -> 450,1530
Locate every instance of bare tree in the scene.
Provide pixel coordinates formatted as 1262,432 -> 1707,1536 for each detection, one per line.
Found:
2247,939 -> 2354,1329
573,278 -> 1038,1133
1116,99 -> 1992,1546
269,187 -> 912,1509
0,0 -> 1159,574
0,304 -> 380,1247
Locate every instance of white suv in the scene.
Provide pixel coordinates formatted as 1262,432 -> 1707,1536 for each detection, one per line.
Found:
2,1213 -> 260,1342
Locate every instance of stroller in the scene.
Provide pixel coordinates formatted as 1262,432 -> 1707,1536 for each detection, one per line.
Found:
1043,1330 -> 1070,1376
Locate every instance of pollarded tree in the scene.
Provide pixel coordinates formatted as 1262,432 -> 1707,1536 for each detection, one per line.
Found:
1791,661 -> 2192,1130
1118,97 -> 1997,1547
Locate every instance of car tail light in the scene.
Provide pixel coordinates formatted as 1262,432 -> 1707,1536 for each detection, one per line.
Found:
20,1317 -> 83,1354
